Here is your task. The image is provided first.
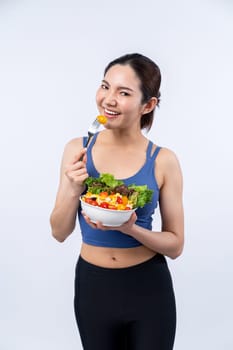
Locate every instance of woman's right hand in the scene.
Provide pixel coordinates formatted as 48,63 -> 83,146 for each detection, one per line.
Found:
64,148 -> 89,194
50,140 -> 90,241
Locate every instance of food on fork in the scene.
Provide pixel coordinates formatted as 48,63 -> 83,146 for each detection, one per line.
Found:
97,115 -> 107,124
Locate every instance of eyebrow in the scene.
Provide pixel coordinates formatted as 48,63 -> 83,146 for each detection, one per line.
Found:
102,79 -> 135,92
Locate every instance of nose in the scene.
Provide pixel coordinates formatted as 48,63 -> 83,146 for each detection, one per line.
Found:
104,91 -> 117,106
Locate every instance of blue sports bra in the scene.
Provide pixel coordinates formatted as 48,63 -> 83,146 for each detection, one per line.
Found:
78,132 -> 161,248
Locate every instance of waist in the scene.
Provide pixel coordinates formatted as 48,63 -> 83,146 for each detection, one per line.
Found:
80,242 -> 158,268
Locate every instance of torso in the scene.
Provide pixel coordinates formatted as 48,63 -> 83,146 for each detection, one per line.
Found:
80,242 -> 158,268
78,130 -> 164,268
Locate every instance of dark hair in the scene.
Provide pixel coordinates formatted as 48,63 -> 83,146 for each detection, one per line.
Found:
104,53 -> 161,131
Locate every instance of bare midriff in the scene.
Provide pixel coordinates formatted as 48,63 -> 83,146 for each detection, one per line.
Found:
80,242 -> 157,268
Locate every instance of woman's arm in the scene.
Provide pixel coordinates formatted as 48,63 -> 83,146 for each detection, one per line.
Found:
124,148 -> 184,259
50,138 -> 88,242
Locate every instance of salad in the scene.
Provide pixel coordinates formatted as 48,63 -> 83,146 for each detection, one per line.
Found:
82,173 -> 153,211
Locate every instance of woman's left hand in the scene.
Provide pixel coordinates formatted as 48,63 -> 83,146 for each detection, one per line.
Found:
81,211 -> 137,234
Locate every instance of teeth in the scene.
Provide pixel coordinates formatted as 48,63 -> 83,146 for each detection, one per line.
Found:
105,109 -> 119,115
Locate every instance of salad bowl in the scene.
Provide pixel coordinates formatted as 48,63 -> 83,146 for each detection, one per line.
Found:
80,197 -> 136,226
80,173 -> 153,226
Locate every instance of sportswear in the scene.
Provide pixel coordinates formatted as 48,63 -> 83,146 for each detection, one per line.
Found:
74,254 -> 176,349
78,132 -> 161,248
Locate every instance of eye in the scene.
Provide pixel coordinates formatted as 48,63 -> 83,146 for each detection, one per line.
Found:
101,83 -> 108,90
120,91 -> 130,96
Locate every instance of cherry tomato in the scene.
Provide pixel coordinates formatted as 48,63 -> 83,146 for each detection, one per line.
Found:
84,198 -> 93,204
86,198 -> 98,206
100,202 -> 109,209
116,196 -> 123,204
124,206 -> 131,210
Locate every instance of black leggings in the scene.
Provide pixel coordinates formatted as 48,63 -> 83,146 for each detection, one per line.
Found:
74,254 -> 176,350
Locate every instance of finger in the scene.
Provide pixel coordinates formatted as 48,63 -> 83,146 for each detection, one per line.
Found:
65,165 -> 87,179
82,212 -> 106,230
129,212 -> 137,223
67,159 -> 87,173
67,173 -> 89,185
82,152 -> 87,163
82,212 -> 98,229
68,166 -> 87,176
72,148 -> 87,164
121,212 -> 137,227
95,221 -> 107,230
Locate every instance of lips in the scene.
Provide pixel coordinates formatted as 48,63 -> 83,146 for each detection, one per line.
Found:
104,108 -> 120,118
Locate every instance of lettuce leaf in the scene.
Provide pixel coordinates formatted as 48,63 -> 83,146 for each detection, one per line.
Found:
99,173 -> 123,188
84,173 -> 123,194
128,185 -> 154,208
84,173 -> 153,208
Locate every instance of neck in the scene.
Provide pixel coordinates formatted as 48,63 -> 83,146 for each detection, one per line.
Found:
103,128 -> 146,146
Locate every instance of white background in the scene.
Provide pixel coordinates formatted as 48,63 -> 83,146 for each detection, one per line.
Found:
0,0 -> 233,349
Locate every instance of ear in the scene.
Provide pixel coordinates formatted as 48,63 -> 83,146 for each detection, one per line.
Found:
142,97 -> 157,115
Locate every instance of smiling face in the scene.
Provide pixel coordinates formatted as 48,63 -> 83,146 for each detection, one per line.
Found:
96,64 -> 149,130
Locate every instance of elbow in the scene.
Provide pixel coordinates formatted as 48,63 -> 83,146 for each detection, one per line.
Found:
171,247 -> 183,260
50,218 -> 65,242
51,226 -> 74,242
170,243 -> 184,260
169,250 -> 182,260
52,231 -> 66,243
50,218 -> 74,243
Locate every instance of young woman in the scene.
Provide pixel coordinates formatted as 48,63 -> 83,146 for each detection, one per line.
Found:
50,53 -> 184,350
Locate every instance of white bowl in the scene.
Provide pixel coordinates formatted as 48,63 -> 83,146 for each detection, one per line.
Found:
80,197 -> 136,226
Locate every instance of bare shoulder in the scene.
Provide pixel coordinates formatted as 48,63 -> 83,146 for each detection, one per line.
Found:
155,146 -> 183,188
62,137 -> 83,162
158,147 -> 181,168
64,136 -> 83,152
64,137 -> 83,153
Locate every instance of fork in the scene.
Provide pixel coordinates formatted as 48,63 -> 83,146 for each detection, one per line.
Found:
84,118 -> 101,148
79,118 -> 101,161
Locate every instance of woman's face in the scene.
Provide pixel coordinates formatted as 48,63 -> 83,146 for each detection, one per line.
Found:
96,64 -> 147,129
